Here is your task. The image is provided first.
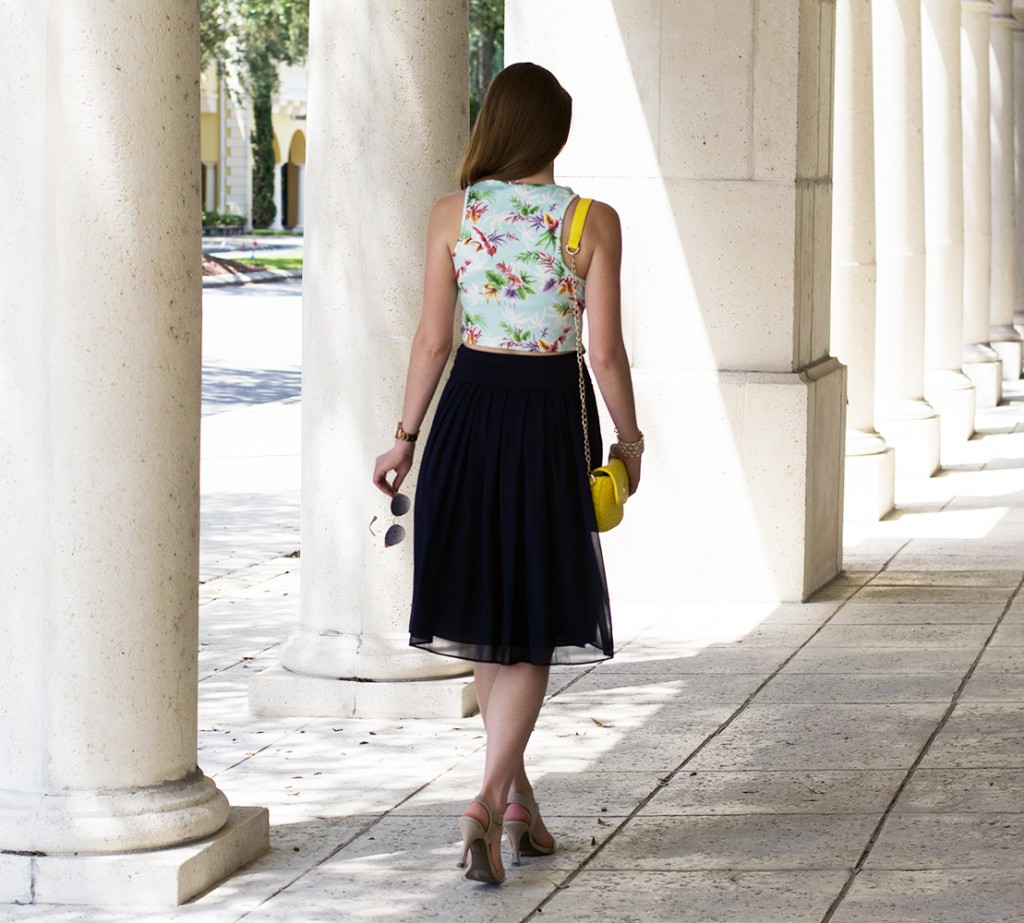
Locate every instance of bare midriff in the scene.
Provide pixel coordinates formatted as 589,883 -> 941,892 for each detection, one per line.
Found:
463,343 -> 570,357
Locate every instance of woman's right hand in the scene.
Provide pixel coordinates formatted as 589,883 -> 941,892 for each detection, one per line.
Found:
373,442 -> 415,497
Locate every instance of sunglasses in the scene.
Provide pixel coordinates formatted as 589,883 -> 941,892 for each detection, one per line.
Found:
369,492 -> 411,547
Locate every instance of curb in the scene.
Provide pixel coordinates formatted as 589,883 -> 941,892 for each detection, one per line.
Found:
202,267 -> 303,288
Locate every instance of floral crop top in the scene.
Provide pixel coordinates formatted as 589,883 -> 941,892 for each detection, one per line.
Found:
453,180 -> 584,353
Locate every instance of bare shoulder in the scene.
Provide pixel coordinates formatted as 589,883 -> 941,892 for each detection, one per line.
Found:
428,191 -> 465,248
584,199 -> 622,248
432,191 -> 465,221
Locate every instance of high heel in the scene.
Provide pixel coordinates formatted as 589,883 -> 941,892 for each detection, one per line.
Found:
457,798 -> 505,884
504,793 -> 556,866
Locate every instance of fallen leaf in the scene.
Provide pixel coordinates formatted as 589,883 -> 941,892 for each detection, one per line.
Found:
591,717 -> 607,727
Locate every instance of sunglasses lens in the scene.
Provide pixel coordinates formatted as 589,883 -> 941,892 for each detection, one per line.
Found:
390,493 -> 411,516
384,524 -> 406,547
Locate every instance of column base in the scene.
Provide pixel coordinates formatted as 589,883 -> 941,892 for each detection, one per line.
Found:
843,431 -> 895,522
876,400 -> 940,479
250,665 -> 478,718
924,369 -> 977,457
990,325 -> 1023,380
3,806 -> 268,907
601,358 -> 846,602
0,769 -> 230,854
279,625 -> 471,683
962,348 -> 1003,408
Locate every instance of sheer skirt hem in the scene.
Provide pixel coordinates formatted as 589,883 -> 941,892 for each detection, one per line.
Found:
410,634 -> 613,667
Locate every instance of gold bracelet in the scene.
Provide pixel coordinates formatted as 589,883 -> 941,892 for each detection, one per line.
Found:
395,421 -> 418,443
615,429 -> 644,457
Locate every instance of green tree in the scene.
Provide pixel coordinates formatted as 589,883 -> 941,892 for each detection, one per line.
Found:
469,0 -> 504,124
200,0 -> 309,228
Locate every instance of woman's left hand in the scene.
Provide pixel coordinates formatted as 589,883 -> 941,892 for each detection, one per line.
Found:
609,443 -> 641,496
373,442 -> 416,497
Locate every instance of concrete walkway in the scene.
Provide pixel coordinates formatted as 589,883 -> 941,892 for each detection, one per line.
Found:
7,314 -> 1024,919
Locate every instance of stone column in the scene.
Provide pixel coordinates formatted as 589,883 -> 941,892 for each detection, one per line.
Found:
271,160 -> 284,230
832,0 -> 896,520
872,0 -> 941,478
1014,2 -> 1024,327
990,0 -> 1023,376
922,0 -> 978,453
204,162 -> 217,212
963,0 -> 1004,404
0,0 -> 266,907
294,162 -> 306,231
504,1 -> 845,600
250,0 -> 475,718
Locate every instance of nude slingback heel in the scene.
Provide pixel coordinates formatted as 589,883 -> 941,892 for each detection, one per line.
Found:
503,793 -> 556,866
457,797 -> 505,884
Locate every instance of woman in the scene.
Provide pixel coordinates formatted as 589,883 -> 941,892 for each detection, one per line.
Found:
372,62 -> 643,885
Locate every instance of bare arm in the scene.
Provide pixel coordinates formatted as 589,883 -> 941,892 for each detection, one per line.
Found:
372,193 -> 462,496
571,201 -> 642,494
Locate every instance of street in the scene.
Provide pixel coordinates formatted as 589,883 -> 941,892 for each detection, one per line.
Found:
200,278 -> 302,580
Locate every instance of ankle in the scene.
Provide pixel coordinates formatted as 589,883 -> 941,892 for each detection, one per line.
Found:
465,795 -> 502,829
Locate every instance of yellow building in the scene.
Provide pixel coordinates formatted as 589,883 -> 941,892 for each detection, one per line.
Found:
199,62 -> 307,229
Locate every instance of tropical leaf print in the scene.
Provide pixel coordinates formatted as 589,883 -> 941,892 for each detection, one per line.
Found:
451,180 -> 584,352
507,196 -> 540,220
526,212 -> 561,249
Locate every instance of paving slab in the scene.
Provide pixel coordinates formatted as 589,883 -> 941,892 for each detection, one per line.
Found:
560,670 -> 768,704
589,812 -> 879,871
959,666 -> 1024,703
585,647 -> 795,675
918,703 -> 1024,769
827,601 -> 1006,624
831,869 -> 1024,923
865,570 -> 1023,587
755,672 -> 962,704
847,585 -> 1015,604
802,622 -> 992,648
688,703 -> 944,771
238,866 -> 560,923
644,769 -> 904,815
896,767 -> 1024,813
540,869 -> 848,922
783,646 -> 981,674
865,811 -> 1024,869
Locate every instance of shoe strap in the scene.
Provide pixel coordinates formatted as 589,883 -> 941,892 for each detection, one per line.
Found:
470,797 -> 503,828
506,792 -> 539,819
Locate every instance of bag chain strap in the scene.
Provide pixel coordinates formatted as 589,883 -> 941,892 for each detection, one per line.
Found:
566,236 -> 594,483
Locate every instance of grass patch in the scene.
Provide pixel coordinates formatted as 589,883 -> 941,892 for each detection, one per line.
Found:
237,255 -> 303,271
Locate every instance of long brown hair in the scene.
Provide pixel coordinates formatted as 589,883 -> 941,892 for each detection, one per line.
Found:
457,63 -> 572,189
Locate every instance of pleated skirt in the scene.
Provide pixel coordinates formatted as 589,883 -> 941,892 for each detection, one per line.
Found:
410,345 -> 614,665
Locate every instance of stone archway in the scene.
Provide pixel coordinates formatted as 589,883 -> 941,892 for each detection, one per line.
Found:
285,129 -> 306,229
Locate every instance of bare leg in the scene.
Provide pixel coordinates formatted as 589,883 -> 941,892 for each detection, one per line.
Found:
464,662 -> 552,869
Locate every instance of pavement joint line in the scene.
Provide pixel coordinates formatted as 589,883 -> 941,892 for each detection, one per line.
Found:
198,641 -> 283,683
232,753 -> 490,920
861,539 -> 912,588
819,572 -> 1024,923
523,588 -> 866,920
233,815 -> 381,921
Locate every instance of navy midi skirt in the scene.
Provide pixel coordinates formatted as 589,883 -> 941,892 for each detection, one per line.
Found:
410,346 -> 614,665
